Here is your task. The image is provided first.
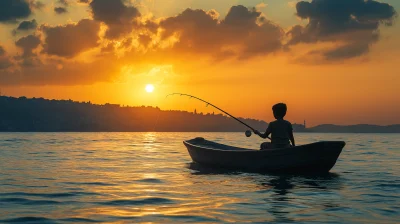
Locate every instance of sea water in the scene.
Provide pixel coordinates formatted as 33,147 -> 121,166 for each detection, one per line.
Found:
0,133 -> 399,223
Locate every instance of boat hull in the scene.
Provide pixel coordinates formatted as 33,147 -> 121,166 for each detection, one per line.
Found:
183,138 -> 345,173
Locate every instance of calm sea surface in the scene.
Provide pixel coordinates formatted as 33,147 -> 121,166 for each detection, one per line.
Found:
0,133 -> 399,223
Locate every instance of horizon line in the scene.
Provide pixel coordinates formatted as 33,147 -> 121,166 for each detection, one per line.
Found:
1,95 -> 399,127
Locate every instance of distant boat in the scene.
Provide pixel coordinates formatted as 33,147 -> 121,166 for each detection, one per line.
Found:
183,137 -> 345,173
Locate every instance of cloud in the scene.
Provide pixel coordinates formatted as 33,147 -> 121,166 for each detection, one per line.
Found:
0,20 -> 118,85
16,35 -> 41,57
0,56 -> 120,85
17,19 -> 38,31
0,0 -> 32,22
287,0 -> 397,60
0,58 -> 13,70
15,35 -> 42,67
159,5 -> 283,60
54,7 -> 68,14
101,43 -> 114,53
0,46 -> 13,70
138,34 -> 152,47
324,43 -> 370,60
1,2 -> 398,86
90,0 -> 141,39
0,46 -> 5,56
42,19 -> 100,58
256,3 -> 267,9
223,5 -> 260,26
0,5 -> 282,85
30,1 -> 46,10
58,0 -> 69,6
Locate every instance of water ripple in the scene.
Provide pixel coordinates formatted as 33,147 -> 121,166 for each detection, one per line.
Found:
0,132 -> 399,223
0,192 -> 102,198
62,182 -> 117,186
0,217 -> 56,224
97,197 -> 175,206
0,198 -> 61,205
59,218 -> 99,223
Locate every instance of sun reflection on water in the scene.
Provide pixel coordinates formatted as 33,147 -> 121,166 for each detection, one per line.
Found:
0,133 -> 399,223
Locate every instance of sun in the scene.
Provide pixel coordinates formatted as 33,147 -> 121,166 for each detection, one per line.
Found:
145,84 -> 155,93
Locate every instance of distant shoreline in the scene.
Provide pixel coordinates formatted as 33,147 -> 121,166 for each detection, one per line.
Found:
1,96 -> 399,133
1,131 -> 400,134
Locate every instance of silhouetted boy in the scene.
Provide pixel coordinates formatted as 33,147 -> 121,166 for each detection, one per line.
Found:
254,103 -> 295,149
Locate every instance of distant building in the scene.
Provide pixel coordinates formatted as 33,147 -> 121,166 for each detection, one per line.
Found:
104,103 -> 120,108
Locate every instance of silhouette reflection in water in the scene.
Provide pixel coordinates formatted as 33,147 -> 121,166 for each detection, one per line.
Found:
187,162 -> 343,222
263,176 -> 295,223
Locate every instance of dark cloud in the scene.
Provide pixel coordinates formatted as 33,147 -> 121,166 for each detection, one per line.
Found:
0,46 -> 5,56
287,0 -> 397,60
120,37 -> 132,48
15,35 -> 41,57
30,1 -> 46,10
2,5 -> 284,85
0,56 -> 120,85
42,19 -> 100,58
324,43 -> 370,60
90,0 -> 140,39
159,5 -> 283,59
15,35 -> 41,61
54,7 -> 68,14
0,46 -> 11,70
58,0 -> 69,6
0,58 -> 13,70
0,0 -> 32,22
17,19 -> 38,30
222,6 -> 283,58
15,35 -> 42,67
223,5 -> 261,26
143,21 -> 158,34
138,34 -> 152,47
1,2 -> 398,85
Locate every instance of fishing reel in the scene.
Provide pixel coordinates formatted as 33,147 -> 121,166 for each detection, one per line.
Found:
245,130 -> 252,137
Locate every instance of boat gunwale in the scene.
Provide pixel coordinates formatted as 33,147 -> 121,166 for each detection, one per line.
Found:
183,139 -> 345,153
183,140 -> 257,152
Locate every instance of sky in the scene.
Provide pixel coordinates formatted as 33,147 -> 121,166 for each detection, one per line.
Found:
0,0 -> 399,126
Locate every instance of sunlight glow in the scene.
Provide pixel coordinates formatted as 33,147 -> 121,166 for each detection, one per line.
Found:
145,84 -> 155,93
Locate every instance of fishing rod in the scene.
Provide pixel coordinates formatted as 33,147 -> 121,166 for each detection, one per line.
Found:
166,93 -> 269,138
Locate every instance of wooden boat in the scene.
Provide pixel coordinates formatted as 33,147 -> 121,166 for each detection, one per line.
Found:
183,137 -> 345,173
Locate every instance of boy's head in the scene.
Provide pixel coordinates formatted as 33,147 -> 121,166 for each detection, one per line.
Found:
272,103 -> 287,119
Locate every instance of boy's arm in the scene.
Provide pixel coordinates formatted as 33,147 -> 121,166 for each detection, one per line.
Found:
255,126 -> 271,139
288,123 -> 295,146
289,131 -> 295,146
261,129 -> 271,139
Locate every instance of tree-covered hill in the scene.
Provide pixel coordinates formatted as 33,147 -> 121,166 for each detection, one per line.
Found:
0,96 -> 286,132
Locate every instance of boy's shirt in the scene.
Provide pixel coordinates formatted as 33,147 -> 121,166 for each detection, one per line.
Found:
266,119 -> 293,146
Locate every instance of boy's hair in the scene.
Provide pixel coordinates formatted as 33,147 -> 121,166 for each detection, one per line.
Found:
272,103 -> 287,119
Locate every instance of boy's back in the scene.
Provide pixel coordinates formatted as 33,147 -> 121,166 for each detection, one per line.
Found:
255,103 -> 295,149
267,119 -> 293,148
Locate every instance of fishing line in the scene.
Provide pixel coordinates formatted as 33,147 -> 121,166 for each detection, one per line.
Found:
166,93 -> 262,136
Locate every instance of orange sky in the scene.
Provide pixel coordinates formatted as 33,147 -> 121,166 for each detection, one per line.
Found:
0,0 -> 399,126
